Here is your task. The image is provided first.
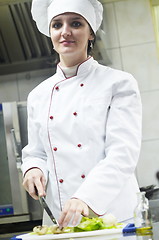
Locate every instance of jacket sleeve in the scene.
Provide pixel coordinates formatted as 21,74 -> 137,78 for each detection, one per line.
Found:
21,92 -> 48,181
72,73 -> 142,215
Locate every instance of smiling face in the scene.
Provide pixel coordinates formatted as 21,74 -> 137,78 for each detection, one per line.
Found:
50,13 -> 94,67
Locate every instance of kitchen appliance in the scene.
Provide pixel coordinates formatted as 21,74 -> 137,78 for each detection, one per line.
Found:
140,185 -> 159,223
0,101 -> 42,225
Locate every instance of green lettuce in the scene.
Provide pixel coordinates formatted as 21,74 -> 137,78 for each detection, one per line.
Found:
73,217 -> 120,232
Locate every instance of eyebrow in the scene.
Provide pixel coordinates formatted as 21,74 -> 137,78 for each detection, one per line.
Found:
52,16 -> 84,22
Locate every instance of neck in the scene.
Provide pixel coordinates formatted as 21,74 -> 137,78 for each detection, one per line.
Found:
59,64 -> 79,78
59,54 -> 88,67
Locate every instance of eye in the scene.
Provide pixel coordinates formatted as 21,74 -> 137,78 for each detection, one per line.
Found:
71,21 -> 82,28
51,22 -> 62,29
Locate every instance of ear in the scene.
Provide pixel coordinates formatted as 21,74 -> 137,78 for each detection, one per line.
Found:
89,31 -> 95,41
89,34 -> 94,41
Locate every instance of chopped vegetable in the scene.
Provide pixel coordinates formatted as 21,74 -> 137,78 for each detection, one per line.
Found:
102,213 -> 117,227
32,214 -> 122,235
33,225 -> 48,235
74,215 -> 118,232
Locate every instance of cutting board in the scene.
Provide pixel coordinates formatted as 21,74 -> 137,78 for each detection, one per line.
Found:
11,223 -> 135,240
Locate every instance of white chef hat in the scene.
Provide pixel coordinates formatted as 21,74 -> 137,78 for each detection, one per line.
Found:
31,0 -> 103,37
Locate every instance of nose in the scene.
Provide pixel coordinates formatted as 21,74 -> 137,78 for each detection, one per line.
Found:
61,23 -> 71,38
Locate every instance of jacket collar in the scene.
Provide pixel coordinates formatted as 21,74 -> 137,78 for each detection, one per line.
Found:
56,56 -> 95,79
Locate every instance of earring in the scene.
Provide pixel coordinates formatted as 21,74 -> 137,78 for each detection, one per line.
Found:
90,40 -> 93,49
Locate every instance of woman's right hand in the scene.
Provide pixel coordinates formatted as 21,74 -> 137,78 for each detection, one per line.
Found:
22,168 -> 46,200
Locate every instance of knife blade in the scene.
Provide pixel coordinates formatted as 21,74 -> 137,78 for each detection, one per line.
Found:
39,196 -> 58,225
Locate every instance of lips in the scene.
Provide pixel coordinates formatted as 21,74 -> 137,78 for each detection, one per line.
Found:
60,40 -> 75,44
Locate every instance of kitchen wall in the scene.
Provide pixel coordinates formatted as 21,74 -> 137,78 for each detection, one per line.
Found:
0,68 -> 55,102
102,0 -> 159,187
0,0 -> 159,187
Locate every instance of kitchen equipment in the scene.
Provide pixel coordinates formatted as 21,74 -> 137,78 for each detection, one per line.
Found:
140,185 -> 159,200
149,199 -> 159,223
140,185 -> 159,223
0,102 -> 42,225
39,197 -> 57,225
133,192 -> 152,234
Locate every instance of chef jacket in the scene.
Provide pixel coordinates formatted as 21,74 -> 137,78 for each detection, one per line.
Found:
22,57 -> 142,225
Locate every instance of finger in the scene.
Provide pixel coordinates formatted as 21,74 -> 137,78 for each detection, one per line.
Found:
72,203 -> 89,226
59,200 -> 81,227
41,175 -> 46,196
72,207 -> 83,226
22,175 -> 30,191
58,202 -> 72,227
62,212 -> 74,227
22,176 -> 35,197
28,182 -> 39,200
26,178 -> 43,199
34,178 -> 45,197
82,204 -> 89,217
60,203 -> 82,227
59,199 -> 88,227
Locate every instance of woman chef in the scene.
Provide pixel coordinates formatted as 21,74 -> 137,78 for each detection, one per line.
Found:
22,0 -> 142,228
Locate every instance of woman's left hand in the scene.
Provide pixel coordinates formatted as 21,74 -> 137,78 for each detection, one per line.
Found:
58,198 -> 89,228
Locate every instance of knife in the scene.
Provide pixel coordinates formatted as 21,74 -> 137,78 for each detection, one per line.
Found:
39,196 -> 58,225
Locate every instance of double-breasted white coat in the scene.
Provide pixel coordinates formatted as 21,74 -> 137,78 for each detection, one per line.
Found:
22,57 -> 142,225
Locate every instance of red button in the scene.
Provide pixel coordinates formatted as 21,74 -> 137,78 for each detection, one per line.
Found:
73,112 -> 77,116
53,147 -> 57,151
77,144 -> 82,148
80,83 -> 84,87
55,86 -> 59,91
59,179 -> 64,183
50,116 -> 54,120
81,174 -> 85,179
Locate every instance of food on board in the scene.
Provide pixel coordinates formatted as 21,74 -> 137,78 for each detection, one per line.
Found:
33,225 -> 73,235
33,225 -> 49,235
32,215 -> 122,235
102,213 -> 118,227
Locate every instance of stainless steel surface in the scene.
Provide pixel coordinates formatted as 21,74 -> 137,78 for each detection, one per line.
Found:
0,108 -> 12,205
17,102 -> 43,221
39,197 -> 57,225
0,0 -> 55,75
17,102 -> 28,148
2,102 -> 29,215
0,214 -> 30,224
0,101 -> 42,223
10,128 -> 22,162
150,199 -> 159,222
